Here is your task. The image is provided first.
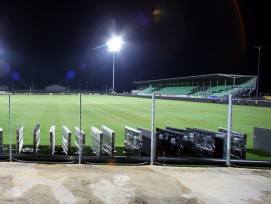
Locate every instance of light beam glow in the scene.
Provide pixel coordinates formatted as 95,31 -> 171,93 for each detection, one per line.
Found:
106,37 -> 123,52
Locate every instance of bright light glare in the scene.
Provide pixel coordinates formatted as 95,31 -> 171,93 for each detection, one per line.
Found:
106,37 -> 123,52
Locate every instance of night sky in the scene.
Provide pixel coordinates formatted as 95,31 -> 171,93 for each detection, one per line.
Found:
0,0 -> 270,92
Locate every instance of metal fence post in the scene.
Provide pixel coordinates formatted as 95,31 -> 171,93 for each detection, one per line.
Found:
151,94 -> 155,165
79,93 -> 82,164
226,94 -> 232,167
9,93 -> 12,162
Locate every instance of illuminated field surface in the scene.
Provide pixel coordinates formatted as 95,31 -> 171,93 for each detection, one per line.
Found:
0,95 -> 270,160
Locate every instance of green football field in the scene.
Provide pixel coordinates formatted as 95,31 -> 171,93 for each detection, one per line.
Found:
0,94 -> 271,160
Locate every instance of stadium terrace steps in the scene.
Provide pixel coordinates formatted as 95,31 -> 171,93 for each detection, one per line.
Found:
151,86 -> 197,95
137,87 -> 155,94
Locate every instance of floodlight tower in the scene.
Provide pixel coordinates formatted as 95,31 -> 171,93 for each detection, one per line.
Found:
106,36 -> 122,92
253,45 -> 267,98
106,20 -> 122,92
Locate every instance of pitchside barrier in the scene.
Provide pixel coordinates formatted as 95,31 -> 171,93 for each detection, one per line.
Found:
16,125 -> 24,154
101,126 -> 115,156
90,127 -> 103,156
218,127 -> 247,159
137,127 -> 157,156
62,126 -> 71,155
75,127 -> 85,155
186,128 -> 224,158
253,127 -> 271,153
49,125 -> 56,155
157,127 -> 221,158
158,126 -> 247,159
186,128 -> 217,158
0,127 -> 3,154
124,126 -> 142,155
157,127 -> 191,157
33,124 -> 41,154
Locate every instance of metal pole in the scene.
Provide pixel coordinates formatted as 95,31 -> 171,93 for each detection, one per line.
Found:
210,80 -> 212,94
113,51 -> 115,91
9,93 -> 12,162
79,93 -> 82,164
226,94 -> 232,167
151,94 -> 155,165
253,45 -> 267,98
112,18 -> 115,92
256,48 -> 261,98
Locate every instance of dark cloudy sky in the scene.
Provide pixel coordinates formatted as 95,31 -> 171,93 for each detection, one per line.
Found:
0,0 -> 270,92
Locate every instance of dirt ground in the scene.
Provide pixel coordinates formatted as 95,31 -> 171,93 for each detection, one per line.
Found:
0,162 -> 271,204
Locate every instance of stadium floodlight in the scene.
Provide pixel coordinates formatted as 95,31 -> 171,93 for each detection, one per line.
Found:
253,45 -> 267,98
106,37 -> 122,52
106,36 -> 123,92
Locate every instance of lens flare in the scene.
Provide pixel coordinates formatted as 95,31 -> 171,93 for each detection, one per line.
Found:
11,71 -> 20,81
0,59 -> 11,78
136,12 -> 151,27
66,70 -> 75,80
80,63 -> 86,70
233,0 -> 245,54
106,37 -> 123,52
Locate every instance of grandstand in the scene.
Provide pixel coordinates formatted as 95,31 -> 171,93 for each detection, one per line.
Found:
133,74 -> 256,98
0,85 -> 8,94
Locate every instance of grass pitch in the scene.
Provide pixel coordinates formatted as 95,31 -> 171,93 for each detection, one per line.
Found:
0,94 -> 270,160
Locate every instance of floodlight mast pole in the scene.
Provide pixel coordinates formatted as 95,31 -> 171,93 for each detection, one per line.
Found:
253,45 -> 267,98
79,93 -> 82,164
113,19 -> 115,91
113,51 -> 115,91
9,94 -> 12,162
226,94 -> 232,167
151,94 -> 155,165
106,19 -> 122,92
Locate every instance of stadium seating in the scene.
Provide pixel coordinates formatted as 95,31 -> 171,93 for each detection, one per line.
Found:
152,86 -> 197,95
135,77 -> 256,98
137,87 -> 155,95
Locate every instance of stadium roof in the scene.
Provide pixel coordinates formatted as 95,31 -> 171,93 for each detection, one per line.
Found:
45,84 -> 66,91
133,73 -> 256,85
0,85 -> 9,91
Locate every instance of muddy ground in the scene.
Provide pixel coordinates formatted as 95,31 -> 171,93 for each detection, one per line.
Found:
0,162 -> 271,203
